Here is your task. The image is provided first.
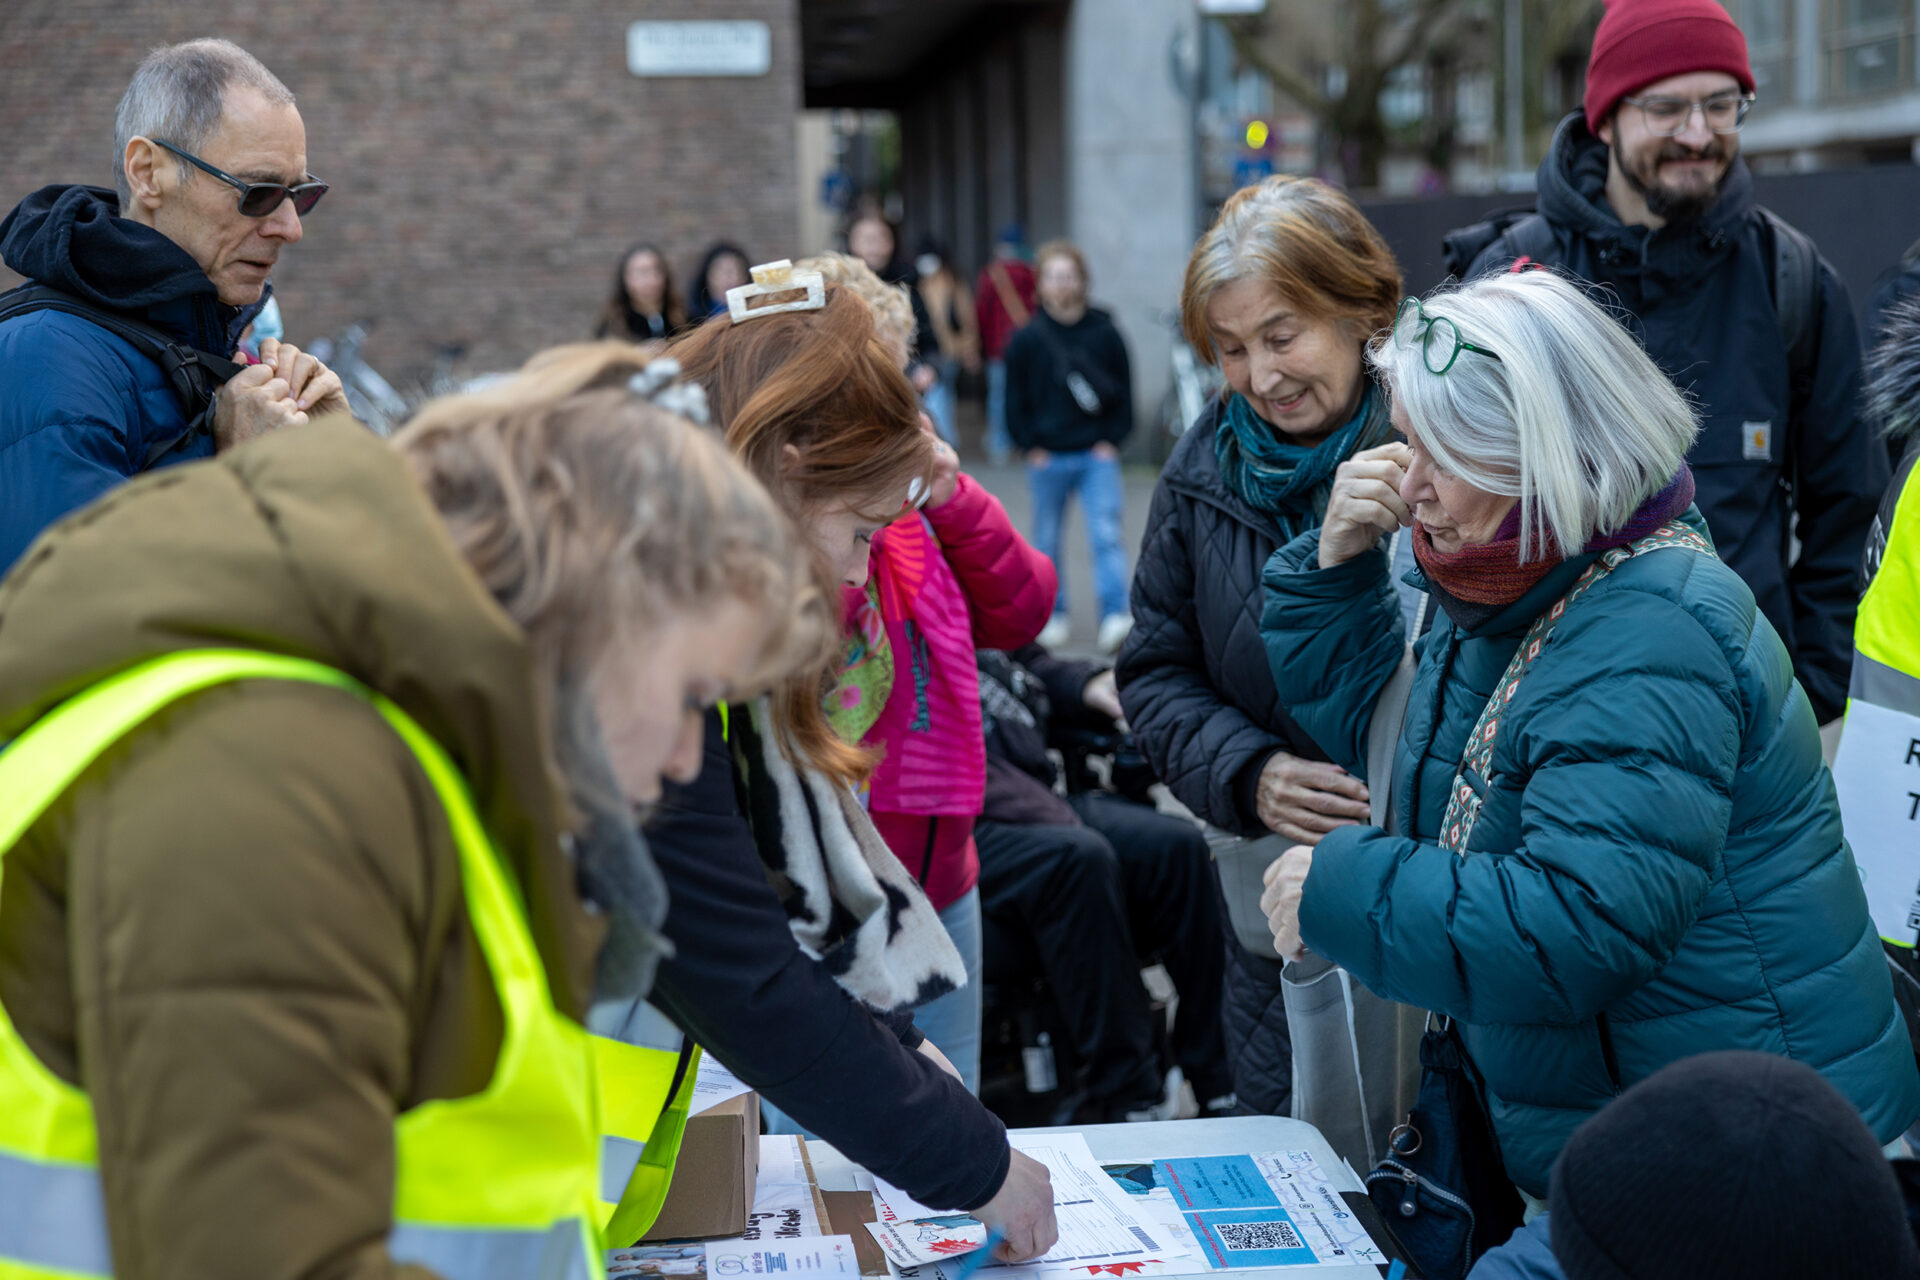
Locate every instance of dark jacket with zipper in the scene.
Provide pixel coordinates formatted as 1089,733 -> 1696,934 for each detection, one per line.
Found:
1003,307 -> 1134,453
1261,509 -> 1920,1197
1455,114 -> 1886,723
1115,396 -> 1333,1115
0,184 -> 262,574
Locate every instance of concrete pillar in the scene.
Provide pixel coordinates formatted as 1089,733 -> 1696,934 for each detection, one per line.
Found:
982,43 -> 1024,267
1021,18 -> 1069,246
951,67 -> 986,276
1795,0 -> 1821,106
795,111 -> 837,257
1063,0 -> 1199,450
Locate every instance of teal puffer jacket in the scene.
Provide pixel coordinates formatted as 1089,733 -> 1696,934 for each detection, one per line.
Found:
1259,511 -> 1920,1197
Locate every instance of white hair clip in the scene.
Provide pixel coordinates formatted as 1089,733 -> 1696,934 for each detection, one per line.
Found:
906,476 -> 929,510
627,357 -> 710,426
727,260 -> 826,324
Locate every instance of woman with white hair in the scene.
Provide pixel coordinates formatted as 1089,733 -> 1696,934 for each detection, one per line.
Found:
1256,269 -> 1920,1217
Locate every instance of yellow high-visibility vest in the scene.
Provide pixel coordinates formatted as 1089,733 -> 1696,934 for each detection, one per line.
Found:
1835,469 -> 1920,948
595,1032 -> 699,1244
0,650 -> 603,1280
593,699 -> 735,1244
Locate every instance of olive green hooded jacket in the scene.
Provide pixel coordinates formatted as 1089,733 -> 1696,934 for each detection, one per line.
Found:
0,422 -> 602,1280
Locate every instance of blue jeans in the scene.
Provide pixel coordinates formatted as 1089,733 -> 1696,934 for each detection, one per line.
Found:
923,370 -> 958,447
1029,451 -> 1130,620
766,888 -> 984,1135
909,889 -> 983,1094
985,360 -> 1011,462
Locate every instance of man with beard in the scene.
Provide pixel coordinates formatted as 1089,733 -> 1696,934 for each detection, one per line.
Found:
1445,0 -> 1885,732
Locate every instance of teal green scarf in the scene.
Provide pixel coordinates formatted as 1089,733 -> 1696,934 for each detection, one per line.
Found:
1215,384 -> 1392,541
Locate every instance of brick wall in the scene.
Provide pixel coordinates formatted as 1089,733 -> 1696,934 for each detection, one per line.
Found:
0,0 -> 801,382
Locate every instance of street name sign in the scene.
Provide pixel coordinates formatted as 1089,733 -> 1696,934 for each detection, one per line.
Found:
627,21 -> 773,78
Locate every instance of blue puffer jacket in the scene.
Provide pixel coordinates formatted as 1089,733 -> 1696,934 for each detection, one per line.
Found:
0,184 -> 259,574
1260,511 -> 1920,1197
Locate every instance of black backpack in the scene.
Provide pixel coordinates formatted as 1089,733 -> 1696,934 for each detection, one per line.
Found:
1440,206 -> 1821,392
0,282 -> 246,468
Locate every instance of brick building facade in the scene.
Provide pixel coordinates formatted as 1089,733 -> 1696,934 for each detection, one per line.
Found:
0,0 -> 801,381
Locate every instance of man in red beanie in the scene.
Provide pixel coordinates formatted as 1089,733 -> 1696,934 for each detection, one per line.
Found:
1444,0 -> 1888,739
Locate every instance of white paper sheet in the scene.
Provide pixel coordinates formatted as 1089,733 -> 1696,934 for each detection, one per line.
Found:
865,1215 -> 990,1268
874,1133 -> 1192,1277
1105,1151 -> 1384,1272
707,1236 -> 861,1277
1002,1133 -> 1188,1270
609,1243 -> 710,1276
741,1135 -> 827,1241
692,1054 -> 756,1113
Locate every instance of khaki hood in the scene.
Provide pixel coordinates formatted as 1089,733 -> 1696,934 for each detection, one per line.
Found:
0,420 -> 598,1014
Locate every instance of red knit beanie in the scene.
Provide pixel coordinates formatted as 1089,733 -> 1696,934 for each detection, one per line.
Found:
1584,0 -> 1755,127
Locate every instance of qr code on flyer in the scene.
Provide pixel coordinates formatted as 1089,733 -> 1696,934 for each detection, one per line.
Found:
1215,1221 -> 1303,1252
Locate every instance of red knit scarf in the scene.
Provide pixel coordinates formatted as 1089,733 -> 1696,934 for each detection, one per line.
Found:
1412,467 -> 1697,621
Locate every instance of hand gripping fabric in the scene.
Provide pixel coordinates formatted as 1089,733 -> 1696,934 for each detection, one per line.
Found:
0,650 -> 601,1280
1438,523 -> 1713,854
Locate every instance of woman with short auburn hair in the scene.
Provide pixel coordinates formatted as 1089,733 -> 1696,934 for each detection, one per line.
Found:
1115,175 -> 1409,1118
1258,269 -> 1920,1228
636,280 -> 1061,1263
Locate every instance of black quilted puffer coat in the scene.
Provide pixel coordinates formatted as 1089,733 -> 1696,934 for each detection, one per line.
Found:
1116,394 -> 1342,1114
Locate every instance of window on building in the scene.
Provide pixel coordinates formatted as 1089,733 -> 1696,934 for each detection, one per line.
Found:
1728,0 -> 1795,104
1825,0 -> 1914,99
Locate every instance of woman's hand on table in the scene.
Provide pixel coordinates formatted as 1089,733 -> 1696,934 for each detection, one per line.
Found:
1318,442 -> 1412,569
1254,752 -> 1369,844
974,1149 -> 1059,1262
1261,845 -> 1314,962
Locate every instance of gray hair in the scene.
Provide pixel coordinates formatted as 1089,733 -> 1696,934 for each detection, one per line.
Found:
113,39 -> 295,211
1867,294 -> 1920,442
1368,271 -> 1698,562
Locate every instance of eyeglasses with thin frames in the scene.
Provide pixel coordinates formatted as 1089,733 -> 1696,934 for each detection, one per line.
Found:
1394,298 -> 1502,374
151,139 -> 328,218
1619,92 -> 1755,138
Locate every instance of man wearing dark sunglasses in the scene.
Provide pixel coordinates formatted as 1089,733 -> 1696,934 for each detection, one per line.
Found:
1442,0 -> 1885,749
0,38 -> 347,574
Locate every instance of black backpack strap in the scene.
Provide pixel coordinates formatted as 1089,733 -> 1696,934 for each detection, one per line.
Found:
1757,207 -> 1820,386
0,283 -> 246,469
1441,208 -> 1554,279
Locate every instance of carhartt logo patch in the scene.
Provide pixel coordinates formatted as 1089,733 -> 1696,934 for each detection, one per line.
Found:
1743,420 -> 1772,461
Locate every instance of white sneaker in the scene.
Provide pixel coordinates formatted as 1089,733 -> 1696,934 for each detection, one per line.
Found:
1097,613 -> 1134,653
1037,615 -> 1071,649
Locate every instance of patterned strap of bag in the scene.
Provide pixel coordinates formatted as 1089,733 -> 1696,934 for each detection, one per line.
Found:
1437,521 -> 1712,854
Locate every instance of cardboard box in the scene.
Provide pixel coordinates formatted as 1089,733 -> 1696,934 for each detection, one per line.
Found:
639,1092 -> 761,1242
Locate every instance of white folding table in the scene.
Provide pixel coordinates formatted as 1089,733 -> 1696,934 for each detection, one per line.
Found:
807,1115 -> 1394,1279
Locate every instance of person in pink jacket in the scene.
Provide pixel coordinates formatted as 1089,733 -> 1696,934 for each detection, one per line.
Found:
838,427 -> 1058,1091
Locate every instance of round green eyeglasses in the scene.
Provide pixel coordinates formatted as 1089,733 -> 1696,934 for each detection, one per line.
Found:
1395,297 -> 1503,374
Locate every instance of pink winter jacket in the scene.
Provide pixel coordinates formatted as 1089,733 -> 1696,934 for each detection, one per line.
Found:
854,473 -> 1057,910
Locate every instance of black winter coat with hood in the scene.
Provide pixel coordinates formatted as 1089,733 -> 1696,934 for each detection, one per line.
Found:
1115,396 -> 1335,1115
1455,113 -> 1886,722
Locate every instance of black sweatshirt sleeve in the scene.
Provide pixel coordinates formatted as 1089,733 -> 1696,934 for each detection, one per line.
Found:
1100,320 -> 1134,447
643,711 -> 1009,1210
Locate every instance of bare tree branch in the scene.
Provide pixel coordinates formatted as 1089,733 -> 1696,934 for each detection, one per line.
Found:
1383,0 -> 1464,73
1225,18 -> 1328,115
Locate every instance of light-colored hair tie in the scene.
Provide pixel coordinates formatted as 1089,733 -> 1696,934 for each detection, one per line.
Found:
627,357 -> 710,426
727,260 -> 826,324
